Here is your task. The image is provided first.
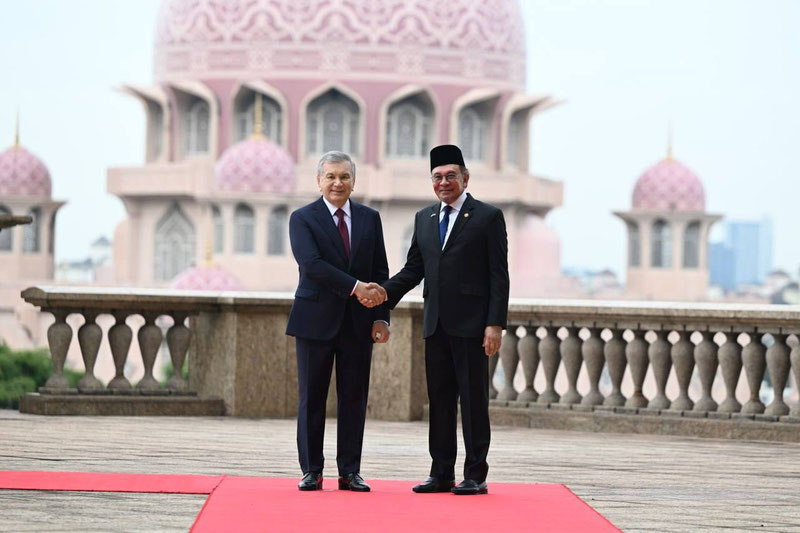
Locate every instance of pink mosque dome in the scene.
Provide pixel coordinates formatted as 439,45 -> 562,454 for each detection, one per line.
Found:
632,157 -> 705,212
215,136 -> 296,193
154,0 -> 526,89
0,144 -> 52,198
171,264 -> 244,290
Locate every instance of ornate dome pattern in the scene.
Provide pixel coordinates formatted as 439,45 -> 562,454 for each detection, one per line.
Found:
154,0 -> 526,88
215,137 -> 296,193
0,146 -> 52,197
632,158 -> 705,212
171,265 -> 244,290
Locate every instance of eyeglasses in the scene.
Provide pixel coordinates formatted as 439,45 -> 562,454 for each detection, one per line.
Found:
322,174 -> 352,183
431,172 -> 461,183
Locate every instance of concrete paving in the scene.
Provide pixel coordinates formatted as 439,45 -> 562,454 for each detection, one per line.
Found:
1,410 -> 799,532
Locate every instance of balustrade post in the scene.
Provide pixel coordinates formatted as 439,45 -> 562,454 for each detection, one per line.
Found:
489,352 -> 499,399
538,326 -> 561,404
516,326 -> 539,402
603,328 -> 626,407
791,337 -> 800,417
166,313 -> 191,392
42,309 -> 73,391
77,311 -> 104,392
741,333 -> 766,414
497,327 -> 519,401
648,330 -> 671,409
107,311 -> 133,390
765,333 -> 791,416
626,329 -> 649,408
137,312 -> 163,392
694,330 -> 719,412
560,327 -> 582,405
581,327 -> 604,406
718,331 -> 743,413
671,330 -> 695,411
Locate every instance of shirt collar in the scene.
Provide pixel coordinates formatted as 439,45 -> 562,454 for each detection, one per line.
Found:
441,190 -> 467,213
323,197 -> 351,218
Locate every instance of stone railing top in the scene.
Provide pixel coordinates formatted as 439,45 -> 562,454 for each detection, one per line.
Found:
21,286 -> 800,332
0,214 -> 33,230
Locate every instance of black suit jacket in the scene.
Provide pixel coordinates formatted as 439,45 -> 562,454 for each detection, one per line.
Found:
384,193 -> 509,338
286,197 -> 389,341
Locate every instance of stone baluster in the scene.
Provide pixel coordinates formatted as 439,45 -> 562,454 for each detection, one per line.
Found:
671,330 -> 694,411
77,311 -> 104,392
488,352 -> 499,399
538,326 -> 561,404
497,327 -> 519,401
791,336 -> 800,417
517,326 -> 540,402
625,329 -> 649,408
137,312 -> 163,392
648,330 -> 671,409
765,333 -> 791,416
107,311 -> 133,390
560,326 -> 583,405
718,331 -> 743,413
42,309 -> 74,392
694,331 -> 719,412
741,333 -> 766,414
166,313 -> 191,392
603,328 -> 626,407
581,327 -> 604,406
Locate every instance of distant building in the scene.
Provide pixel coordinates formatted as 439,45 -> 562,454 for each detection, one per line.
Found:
709,218 -> 773,291
55,235 -> 114,283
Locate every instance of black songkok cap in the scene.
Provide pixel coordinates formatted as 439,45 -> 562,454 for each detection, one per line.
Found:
430,144 -> 465,171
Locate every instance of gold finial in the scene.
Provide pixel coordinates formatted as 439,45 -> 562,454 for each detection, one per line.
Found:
666,122 -> 674,160
252,92 -> 264,139
14,109 -> 20,147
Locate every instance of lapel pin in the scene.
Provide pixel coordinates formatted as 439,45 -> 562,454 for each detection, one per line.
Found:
464,213 -> 470,218
430,213 -> 437,217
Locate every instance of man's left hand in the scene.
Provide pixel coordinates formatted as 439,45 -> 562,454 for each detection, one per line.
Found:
372,322 -> 390,343
483,326 -> 502,356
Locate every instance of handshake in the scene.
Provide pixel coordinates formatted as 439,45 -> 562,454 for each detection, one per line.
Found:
354,281 -> 387,308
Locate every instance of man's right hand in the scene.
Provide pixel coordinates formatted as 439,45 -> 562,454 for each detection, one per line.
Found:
355,281 -> 387,308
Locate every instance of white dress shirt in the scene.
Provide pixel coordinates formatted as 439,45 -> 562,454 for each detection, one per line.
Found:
440,190 -> 468,249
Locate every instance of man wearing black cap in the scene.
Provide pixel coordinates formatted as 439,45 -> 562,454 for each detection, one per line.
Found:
382,144 -> 509,495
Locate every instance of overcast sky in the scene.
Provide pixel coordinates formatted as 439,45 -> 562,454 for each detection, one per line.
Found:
2,0 -> 799,279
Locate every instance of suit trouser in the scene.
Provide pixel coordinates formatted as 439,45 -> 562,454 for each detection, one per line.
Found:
425,323 -> 491,483
295,308 -> 373,476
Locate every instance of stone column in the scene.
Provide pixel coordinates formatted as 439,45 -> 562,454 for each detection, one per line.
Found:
742,333 -> 766,414
765,334 -> 791,416
538,326 -> 561,404
77,311 -> 104,392
517,326 -> 539,402
166,313 -> 191,392
603,328 -> 626,407
791,337 -> 800,417
497,328 -> 519,401
718,331 -> 743,413
648,330 -> 671,409
42,309 -> 73,392
694,331 -> 719,412
107,311 -> 133,390
137,312 -> 163,392
581,327 -> 604,406
626,329 -> 649,408
560,326 -> 582,405
671,330 -> 694,411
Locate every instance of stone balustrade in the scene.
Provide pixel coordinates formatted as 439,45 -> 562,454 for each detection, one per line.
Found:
19,287 -> 800,439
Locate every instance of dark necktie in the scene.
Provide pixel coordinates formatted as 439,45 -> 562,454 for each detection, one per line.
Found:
439,204 -> 452,247
335,208 -> 350,260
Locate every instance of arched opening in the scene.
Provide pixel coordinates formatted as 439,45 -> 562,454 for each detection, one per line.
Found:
182,98 -> 210,156
234,89 -> 282,144
154,204 -> 196,282
683,221 -> 701,268
628,222 -> 641,267
212,204 -> 224,254
386,93 -> 434,159
0,205 -> 12,251
234,203 -> 255,254
651,219 -> 672,268
267,205 -> 288,256
458,102 -> 492,162
306,89 -> 360,156
22,207 -> 41,253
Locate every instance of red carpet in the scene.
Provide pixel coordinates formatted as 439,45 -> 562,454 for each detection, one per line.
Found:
0,471 -> 619,532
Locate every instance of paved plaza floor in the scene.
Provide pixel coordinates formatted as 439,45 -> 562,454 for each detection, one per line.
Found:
1,410 -> 799,532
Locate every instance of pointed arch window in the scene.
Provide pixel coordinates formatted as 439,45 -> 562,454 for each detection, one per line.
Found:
212,204 -> 224,254
507,110 -> 527,168
0,205 -> 12,251
683,221 -> 701,268
267,205 -> 288,256
306,89 -> 360,156
183,99 -> 210,156
628,222 -> 641,267
22,207 -> 41,253
154,204 -> 196,282
386,95 -> 433,159
458,104 -> 491,161
651,219 -> 672,268
236,91 -> 282,144
234,203 -> 255,254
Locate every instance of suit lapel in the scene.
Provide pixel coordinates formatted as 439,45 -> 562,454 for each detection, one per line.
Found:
312,197 -> 348,264
348,200 -> 364,268
442,194 -> 475,254
426,203 -> 442,253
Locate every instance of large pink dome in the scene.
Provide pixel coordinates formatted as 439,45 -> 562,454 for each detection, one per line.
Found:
0,145 -> 51,197
171,265 -> 244,290
215,137 -> 295,193
154,0 -> 526,89
632,158 -> 705,212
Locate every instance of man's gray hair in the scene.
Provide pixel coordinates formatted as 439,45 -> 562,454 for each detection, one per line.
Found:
317,151 -> 356,178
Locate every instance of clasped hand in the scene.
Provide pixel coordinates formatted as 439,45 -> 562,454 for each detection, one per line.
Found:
355,281 -> 387,308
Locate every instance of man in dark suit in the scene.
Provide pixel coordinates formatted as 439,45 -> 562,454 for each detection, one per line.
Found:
286,150 -> 390,493
382,144 -> 509,495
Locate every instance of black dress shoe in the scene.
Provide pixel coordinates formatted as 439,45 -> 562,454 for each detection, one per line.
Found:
451,479 -> 488,495
298,472 -> 323,491
412,477 -> 456,493
338,473 -> 371,492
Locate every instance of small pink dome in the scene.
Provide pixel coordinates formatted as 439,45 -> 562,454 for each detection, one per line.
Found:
171,265 -> 244,291
632,158 -> 705,212
215,137 -> 295,193
0,145 -> 52,197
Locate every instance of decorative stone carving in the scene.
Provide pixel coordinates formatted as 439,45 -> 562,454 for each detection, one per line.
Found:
107,312 -> 133,390
718,331 -> 743,413
765,334 -> 791,416
670,330 -> 694,411
42,309 -> 73,391
603,328 -> 626,407
538,326 -> 560,404
581,327 -> 604,406
560,327 -> 582,405
626,330 -> 649,408
648,330 -> 671,409
516,326 -> 539,402
694,331 -> 719,412
77,311 -> 104,392
137,313 -> 164,392
741,333 -> 766,414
